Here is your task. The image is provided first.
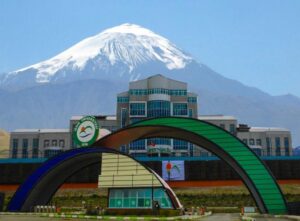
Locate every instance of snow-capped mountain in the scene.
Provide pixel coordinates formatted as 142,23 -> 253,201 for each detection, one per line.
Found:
1,23 -> 193,88
1,23 -> 300,146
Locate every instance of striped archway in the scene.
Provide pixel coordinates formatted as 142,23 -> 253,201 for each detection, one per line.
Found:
95,117 -> 288,214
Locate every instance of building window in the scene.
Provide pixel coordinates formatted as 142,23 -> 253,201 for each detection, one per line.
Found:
249,139 -> 255,145
284,137 -> 290,156
32,148 -> 39,158
129,139 -> 146,150
22,139 -> 28,148
32,138 -> 39,158
256,139 -> 262,146
275,137 -> 281,156
252,148 -> 262,156
59,140 -> 65,148
109,188 -> 172,209
44,140 -> 50,148
12,146 -> 18,158
187,97 -> 197,103
189,143 -> 194,157
129,89 -> 148,96
13,139 -> 18,148
229,124 -> 236,134
188,109 -> 193,118
173,139 -> 188,150
147,100 -> 170,117
117,97 -> 129,103
33,138 -> 39,148
220,124 -> 225,129
121,108 -> 127,128
172,103 -> 188,116
266,137 -> 271,156
130,103 -> 146,116
52,140 -> 58,147
242,139 -> 248,145
147,138 -> 171,146
170,89 -> 187,96
22,139 -> 28,158
129,88 -> 187,96
148,88 -> 169,95
44,149 -> 63,158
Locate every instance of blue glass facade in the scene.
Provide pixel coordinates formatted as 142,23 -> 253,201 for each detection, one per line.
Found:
147,100 -> 170,117
130,103 -> 146,116
187,97 -> 197,103
129,88 -> 187,96
118,76 -> 198,157
173,139 -> 188,150
109,188 -> 172,209
147,138 -> 171,146
117,97 -> 129,103
129,139 -> 146,150
173,103 -> 188,116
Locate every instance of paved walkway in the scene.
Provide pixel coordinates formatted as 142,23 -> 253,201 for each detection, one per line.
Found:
0,215 -> 50,221
255,218 -> 291,221
200,213 -> 241,221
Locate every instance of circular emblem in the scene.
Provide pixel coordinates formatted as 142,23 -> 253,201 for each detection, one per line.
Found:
73,116 -> 99,147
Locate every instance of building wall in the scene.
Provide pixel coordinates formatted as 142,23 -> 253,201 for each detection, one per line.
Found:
237,129 -> 292,156
9,130 -> 70,159
1,159 -> 300,185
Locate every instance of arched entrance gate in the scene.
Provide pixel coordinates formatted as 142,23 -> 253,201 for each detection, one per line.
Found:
8,117 -> 287,214
95,117 -> 287,214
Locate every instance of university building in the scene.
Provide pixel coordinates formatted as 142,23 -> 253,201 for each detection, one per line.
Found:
8,74 -> 293,158
116,74 -> 198,157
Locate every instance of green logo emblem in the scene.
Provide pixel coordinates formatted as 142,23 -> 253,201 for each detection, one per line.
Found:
73,116 -> 99,147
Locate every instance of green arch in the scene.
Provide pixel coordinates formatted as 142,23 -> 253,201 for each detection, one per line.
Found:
95,117 -> 287,214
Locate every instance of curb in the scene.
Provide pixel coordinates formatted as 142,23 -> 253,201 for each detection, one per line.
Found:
0,212 -> 211,220
275,215 -> 300,220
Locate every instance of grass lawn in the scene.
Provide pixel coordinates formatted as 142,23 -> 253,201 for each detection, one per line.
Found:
3,184 -> 300,213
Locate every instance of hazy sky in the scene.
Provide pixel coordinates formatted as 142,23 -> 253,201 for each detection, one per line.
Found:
0,0 -> 299,96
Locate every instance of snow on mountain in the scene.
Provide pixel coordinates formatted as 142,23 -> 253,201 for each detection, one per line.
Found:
8,23 -> 192,83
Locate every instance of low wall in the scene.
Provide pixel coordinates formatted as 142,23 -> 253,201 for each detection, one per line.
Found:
0,159 -> 300,185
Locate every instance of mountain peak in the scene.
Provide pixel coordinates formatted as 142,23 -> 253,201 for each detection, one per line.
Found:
7,23 -> 193,84
101,23 -> 157,36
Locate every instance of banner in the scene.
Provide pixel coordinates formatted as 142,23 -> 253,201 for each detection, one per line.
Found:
162,161 -> 185,181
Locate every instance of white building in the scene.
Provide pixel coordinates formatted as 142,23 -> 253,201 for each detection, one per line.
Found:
9,129 -> 70,158
237,125 -> 292,156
